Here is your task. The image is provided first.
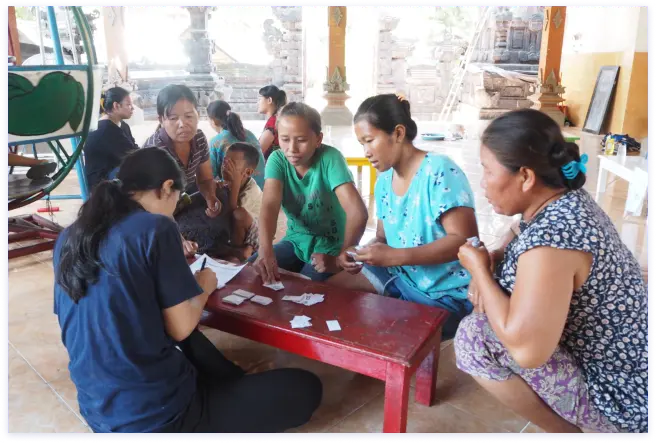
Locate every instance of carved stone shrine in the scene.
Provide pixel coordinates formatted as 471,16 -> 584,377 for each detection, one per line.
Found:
460,6 -> 544,120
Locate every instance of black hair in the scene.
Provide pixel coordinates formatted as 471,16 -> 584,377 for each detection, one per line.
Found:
156,84 -> 198,118
226,142 -> 260,169
481,108 -> 586,190
207,100 -> 246,141
259,84 -> 287,113
55,147 -> 185,303
354,94 -> 418,142
277,102 -> 322,136
100,86 -> 130,115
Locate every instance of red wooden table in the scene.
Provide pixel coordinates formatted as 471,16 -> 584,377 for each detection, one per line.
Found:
200,266 -> 449,433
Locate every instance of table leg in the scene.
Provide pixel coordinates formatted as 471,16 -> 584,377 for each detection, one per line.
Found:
596,164 -> 609,200
415,345 -> 439,406
369,165 -> 377,196
383,363 -> 411,433
625,180 -> 648,217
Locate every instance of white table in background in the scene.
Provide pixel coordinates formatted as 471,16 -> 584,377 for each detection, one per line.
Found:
596,155 -> 648,216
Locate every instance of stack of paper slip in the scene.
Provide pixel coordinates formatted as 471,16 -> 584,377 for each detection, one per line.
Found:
222,294 -> 247,306
282,293 -> 324,306
290,315 -> 312,329
251,295 -> 273,306
232,289 -> 255,299
222,290 -> 272,306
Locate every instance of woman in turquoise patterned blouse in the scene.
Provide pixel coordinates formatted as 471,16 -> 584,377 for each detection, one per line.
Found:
207,101 -> 265,189
328,94 -> 479,340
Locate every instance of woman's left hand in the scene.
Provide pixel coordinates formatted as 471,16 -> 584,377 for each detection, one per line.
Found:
458,241 -> 492,278
203,178 -> 222,218
355,243 -> 401,268
205,194 -> 222,218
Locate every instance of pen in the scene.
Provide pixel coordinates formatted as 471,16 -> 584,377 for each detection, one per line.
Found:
201,257 -> 207,271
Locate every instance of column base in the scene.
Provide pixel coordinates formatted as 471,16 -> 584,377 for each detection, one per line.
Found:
321,92 -> 354,126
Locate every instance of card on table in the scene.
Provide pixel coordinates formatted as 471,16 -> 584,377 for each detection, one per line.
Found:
251,295 -> 273,306
263,281 -> 285,291
326,320 -> 342,332
232,289 -> 255,299
282,293 -> 324,306
290,315 -> 312,329
222,294 -> 247,306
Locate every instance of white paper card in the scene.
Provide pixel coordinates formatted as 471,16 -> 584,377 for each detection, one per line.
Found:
290,315 -> 312,329
232,289 -> 255,299
190,254 -> 245,288
346,250 -> 363,265
222,294 -> 247,306
326,320 -> 341,331
282,293 -> 324,306
263,281 -> 285,291
251,295 -> 273,306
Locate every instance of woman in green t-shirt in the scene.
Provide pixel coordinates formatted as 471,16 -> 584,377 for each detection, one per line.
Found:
251,102 -> 369,282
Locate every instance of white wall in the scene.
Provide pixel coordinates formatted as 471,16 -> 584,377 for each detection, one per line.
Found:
563,6 -> 641,54
635,6 -> 648,52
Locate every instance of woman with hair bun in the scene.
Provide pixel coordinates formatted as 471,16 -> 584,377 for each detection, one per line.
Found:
328,94 -> 479,340
454,108 -> 647,433
84,86 -> 137,190
257,84 -> 287,159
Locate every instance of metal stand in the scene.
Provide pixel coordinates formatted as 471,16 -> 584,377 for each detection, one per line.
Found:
8,214 -> 64,259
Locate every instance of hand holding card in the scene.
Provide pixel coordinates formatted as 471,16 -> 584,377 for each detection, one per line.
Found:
263,281 -> 285,291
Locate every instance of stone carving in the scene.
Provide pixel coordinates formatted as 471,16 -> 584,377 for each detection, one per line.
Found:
179,6 -> 233,116
472,7 -> 544,64
460,6 -> 544,119
129,6 -> 234,120
331,6 -> 344,26
324,67 -> 348,93
181,6 -> 216,75
529,68 -> 566,125
268,6 -> 303,104
376,15 -> 414,96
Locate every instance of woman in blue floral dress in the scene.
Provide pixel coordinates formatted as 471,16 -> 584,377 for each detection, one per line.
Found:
455,109 -> 647,433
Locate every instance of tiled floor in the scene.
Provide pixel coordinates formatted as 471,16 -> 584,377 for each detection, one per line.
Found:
7,124 -> 647,432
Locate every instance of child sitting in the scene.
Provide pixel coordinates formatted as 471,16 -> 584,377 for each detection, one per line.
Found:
207,100 -> 266,189
251,102 -> 369,282
219,142 -> 263,262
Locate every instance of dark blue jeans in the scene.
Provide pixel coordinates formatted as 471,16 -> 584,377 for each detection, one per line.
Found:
247,240 -> 333,282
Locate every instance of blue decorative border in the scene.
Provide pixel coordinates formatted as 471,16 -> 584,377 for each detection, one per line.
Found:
9,64 -> 88,72
0,0 -> 656,443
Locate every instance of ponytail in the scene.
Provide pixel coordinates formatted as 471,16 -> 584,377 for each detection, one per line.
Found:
259,85 -> 287,113
56,180 -> 141,303
225,111 -> 246,141
55,147 -> 185,303
207,100 -> 246,141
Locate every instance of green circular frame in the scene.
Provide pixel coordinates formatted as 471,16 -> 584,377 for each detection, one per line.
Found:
9,7 -> 98,211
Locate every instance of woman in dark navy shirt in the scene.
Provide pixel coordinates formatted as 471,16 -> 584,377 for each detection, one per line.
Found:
84,87 -> 138,190
54,147 -> 321,433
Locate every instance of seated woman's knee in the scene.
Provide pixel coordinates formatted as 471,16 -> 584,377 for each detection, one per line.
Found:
454,313 -> 494,369
232,207 -> 252,226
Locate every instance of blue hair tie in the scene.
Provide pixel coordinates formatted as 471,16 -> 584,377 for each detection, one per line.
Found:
561,153 -> 588,180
